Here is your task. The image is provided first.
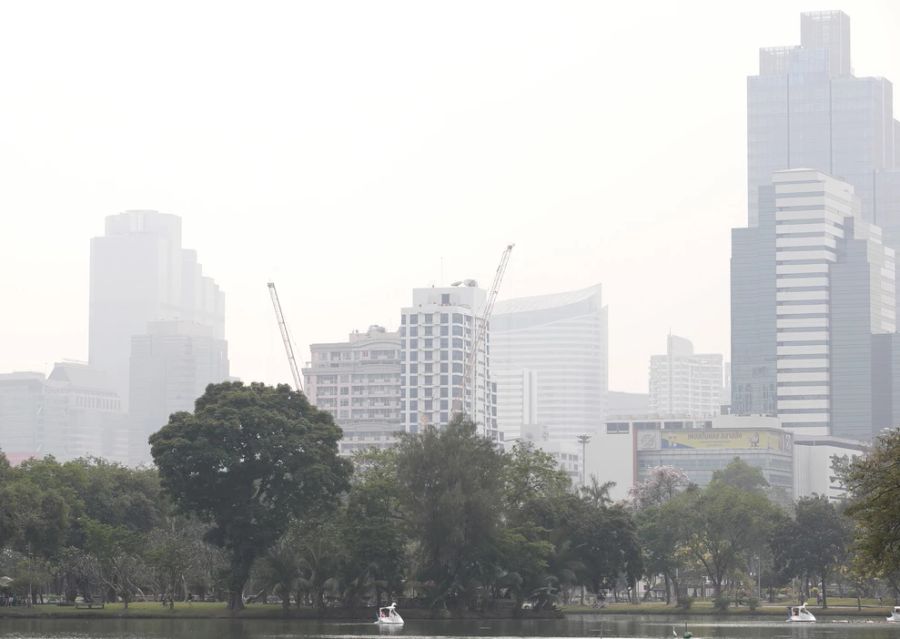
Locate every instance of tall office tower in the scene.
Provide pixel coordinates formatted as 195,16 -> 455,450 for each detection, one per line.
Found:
399,284 -> 498,440
734,169 -> 895,438
732,185 -> 778,416
648,335 -> 723,418
89,210 -> 225,406
747,11 -> 900,230
303,325 -> 403,456
492,285 -> 608,447
128,320 -> 229,464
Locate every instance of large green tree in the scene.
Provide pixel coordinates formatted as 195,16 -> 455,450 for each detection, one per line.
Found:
840,428 -> 900,589
149,382 -> 351,610
633,466 -> 692,605
340,448 -> 407,607
677,460 -> 779,597
771,495 -> 851,606
394,415 -> 505,610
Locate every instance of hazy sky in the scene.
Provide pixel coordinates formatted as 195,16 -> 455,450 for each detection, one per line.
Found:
2,1 -> 900,393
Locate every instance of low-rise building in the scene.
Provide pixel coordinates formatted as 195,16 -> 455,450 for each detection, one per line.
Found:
585,415 -> 795,502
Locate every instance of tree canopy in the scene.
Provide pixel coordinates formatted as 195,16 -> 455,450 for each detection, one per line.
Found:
149,381 -> 351,609
841,428 -> 900,581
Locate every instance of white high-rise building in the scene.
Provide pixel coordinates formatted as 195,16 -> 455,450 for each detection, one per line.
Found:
400,284 -> 498,440
303,325 -> 403,456
773,169 -> 895,434
649,335 -> 723,418
492,284 -> 608,447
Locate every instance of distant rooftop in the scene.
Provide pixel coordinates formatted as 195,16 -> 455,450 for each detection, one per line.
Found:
493,284 -> 603,315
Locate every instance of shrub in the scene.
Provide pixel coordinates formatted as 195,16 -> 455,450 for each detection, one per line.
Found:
675,596 -> 694,610
713,595 -> 730,612
748,597 -> 759,611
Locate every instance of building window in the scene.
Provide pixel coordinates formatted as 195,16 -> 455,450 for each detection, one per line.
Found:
607,423 -> 630,434
441,294 -> 450,305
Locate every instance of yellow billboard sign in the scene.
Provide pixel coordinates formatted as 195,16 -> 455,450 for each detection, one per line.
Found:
660,429 -> 792,452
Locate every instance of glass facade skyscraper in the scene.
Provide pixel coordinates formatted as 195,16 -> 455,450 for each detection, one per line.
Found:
747,11 -> 900,230
734,12 -> 900,441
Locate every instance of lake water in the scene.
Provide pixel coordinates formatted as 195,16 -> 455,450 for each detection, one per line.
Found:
0,614 -> 897,639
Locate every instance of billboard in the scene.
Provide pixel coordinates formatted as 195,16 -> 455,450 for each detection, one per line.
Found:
659,429 -> 792,452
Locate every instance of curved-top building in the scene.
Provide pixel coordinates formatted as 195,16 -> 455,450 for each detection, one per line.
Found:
492,284 -> 608,448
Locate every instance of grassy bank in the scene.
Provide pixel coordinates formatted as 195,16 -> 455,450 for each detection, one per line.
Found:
563,599 -> 894,618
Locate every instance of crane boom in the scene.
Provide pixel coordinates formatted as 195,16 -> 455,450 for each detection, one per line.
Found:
463,243 -> 514,420
267,282 -> 304,393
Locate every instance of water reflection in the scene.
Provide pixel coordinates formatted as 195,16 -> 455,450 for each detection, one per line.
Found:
1,615 -> 899,639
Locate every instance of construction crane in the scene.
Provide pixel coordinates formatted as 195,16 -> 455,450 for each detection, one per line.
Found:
267,282 -> 304,393
462,243 -> 514,420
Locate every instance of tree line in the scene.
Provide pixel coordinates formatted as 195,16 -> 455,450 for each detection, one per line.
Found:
1,381 -> 899,613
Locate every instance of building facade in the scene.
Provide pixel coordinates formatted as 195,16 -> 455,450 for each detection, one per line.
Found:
0,372 -> 46,459
773,170 -> 894,436
649,335 -> 723,418
128,320 -> 229,464
43,362 -> 128,463
303,325 -> 403,456
585,415 -> 795,503
400,284 -> 498,440
0,364 -> 127,464
491,284 -> 608,448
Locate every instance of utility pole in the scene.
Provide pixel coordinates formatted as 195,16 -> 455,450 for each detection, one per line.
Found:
577,434 -> 591,488
757,555 -> 762,601
27,542 -> 33,608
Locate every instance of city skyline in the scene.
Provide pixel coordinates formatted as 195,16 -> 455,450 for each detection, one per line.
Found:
3,2 -> 900,395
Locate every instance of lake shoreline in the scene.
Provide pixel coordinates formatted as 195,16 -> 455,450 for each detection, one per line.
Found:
0,603 -> 563,621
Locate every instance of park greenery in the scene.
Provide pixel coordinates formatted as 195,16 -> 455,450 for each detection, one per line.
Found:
1,381 -> 900,614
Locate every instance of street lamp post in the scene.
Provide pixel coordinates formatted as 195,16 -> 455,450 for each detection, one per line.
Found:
577,434 -> 591,488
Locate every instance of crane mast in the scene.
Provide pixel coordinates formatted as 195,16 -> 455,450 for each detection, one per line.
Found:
463,243 -> 514,422
267,282 -> 304,393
